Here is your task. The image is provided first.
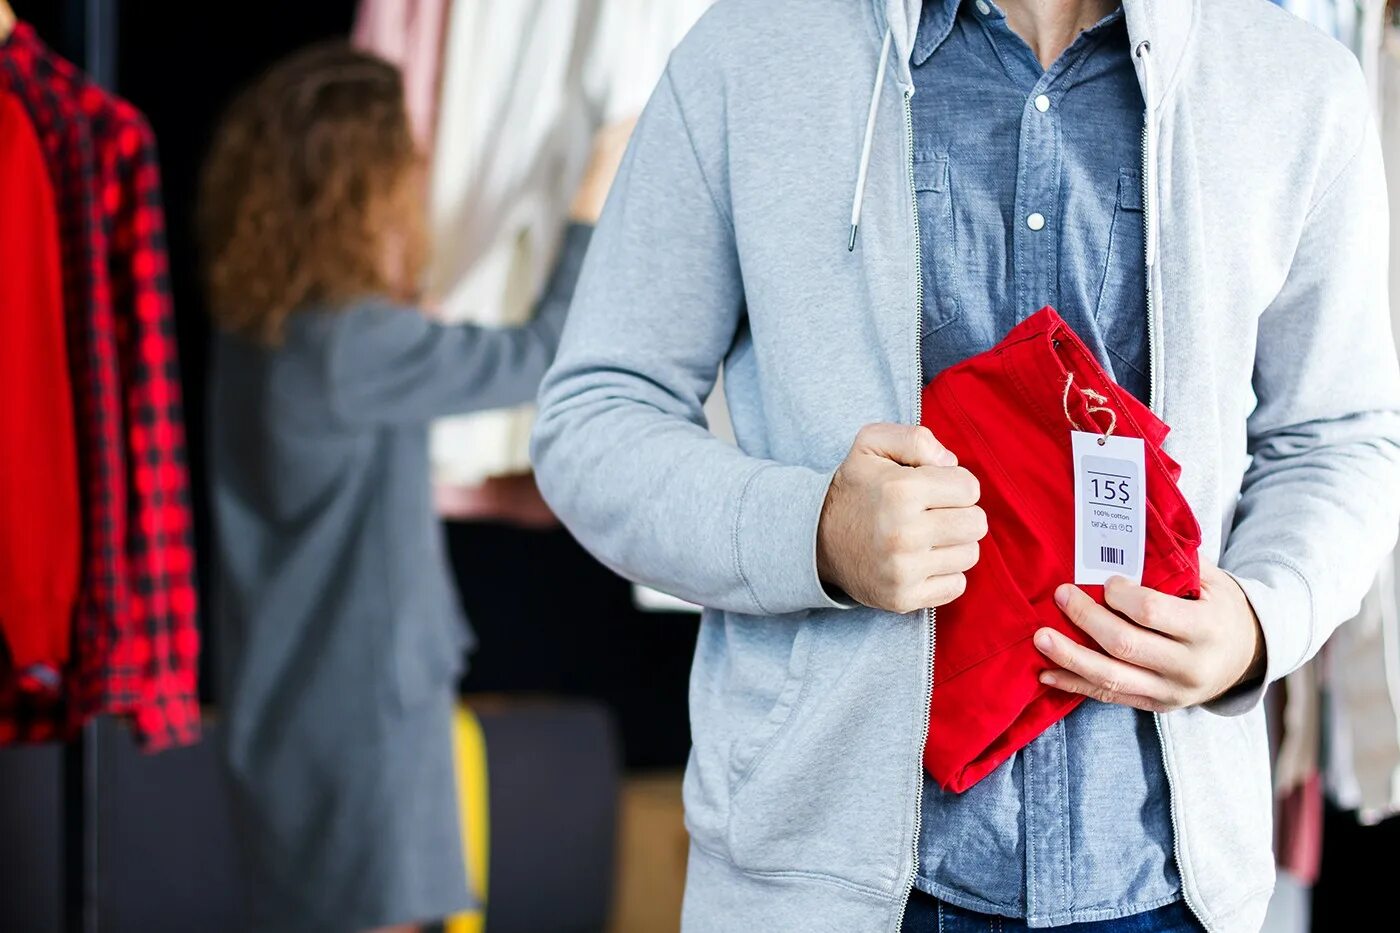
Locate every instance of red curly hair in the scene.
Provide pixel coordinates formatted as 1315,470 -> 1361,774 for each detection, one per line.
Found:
198,42 -> 427,345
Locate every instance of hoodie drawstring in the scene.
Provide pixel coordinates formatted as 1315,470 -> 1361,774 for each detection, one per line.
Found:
849,28 -> 894,251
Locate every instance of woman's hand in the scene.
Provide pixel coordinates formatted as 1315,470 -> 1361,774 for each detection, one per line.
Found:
569,117 -> 637,224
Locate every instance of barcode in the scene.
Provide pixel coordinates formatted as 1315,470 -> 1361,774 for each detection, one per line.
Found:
1100,546 -> 1125,565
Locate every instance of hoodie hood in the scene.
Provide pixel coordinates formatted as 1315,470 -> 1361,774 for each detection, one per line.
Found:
877,0 -> 922,88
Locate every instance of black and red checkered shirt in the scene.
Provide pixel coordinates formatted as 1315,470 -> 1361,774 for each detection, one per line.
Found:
0,23 -> 198,750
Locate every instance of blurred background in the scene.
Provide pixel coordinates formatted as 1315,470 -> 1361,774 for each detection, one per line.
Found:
0,2 -> 706,931
1,2 -> 1399,932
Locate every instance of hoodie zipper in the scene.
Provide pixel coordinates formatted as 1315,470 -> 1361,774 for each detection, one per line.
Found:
1137,40 -> 1161,412
892,85 -> 936,933
1135,38 -> 1211,933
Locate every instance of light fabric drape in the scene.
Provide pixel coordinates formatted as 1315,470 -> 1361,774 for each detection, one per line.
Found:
427,0 -> 715,486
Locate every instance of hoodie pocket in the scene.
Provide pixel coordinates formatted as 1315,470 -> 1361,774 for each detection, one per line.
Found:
726,618 -> 813,795
914,150 -> 963,331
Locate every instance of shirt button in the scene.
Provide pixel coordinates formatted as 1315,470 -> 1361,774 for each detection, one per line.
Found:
1034,94 -> 1051,112
976,0 -> 992,14
1026,212 -> 1046,231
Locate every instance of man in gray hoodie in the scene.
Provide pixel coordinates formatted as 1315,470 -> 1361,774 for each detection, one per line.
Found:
533,1 -> 1400,931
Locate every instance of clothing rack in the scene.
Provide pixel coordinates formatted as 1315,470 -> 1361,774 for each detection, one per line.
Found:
55,9 -> 120,933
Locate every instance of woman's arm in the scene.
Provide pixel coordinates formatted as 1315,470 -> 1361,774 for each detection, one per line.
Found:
324,224 -> 592,427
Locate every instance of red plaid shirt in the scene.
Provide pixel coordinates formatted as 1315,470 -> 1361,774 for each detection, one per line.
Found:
0,24 -> 198,750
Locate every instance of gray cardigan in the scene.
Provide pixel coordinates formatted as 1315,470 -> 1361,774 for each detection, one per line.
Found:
211,224 -> 590,754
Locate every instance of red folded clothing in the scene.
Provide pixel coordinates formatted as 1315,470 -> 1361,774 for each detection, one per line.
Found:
920,306 -> 1201,793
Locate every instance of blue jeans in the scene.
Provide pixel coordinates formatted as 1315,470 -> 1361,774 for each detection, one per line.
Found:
901,892 -> 1203,932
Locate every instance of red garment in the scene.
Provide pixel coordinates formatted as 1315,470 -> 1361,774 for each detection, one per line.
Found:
0,24 -> 198,749
0,92 -> 80,673
67,50 -> 199,749
0,25 -> 126,743
921,307 -> 1201,793
1276,772 -> 1325,884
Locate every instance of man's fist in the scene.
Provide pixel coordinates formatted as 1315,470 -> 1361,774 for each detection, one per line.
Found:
816,424 -> 986,614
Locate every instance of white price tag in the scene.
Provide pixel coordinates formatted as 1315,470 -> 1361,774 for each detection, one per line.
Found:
1072,430 -> 1146,585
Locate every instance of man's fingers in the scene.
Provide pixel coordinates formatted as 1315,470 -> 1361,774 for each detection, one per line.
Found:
1101,576 -> 1190,639
927,506 -> 987,546
1032,626 -> 1176,704
923,541 -> 980,577
915,573 -> 968,611
855,423 -> 957,468
909,465 -> 981,508
881,467 -> 981,515
1056,583 -> 1188,675
889,506 -> 986,552
1037,669 -> 1168,713
882,541 -> 978,594
885,572 -> 968,614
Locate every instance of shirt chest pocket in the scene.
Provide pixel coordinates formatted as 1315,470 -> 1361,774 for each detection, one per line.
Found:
914,150 -> 963,332
1093,168 -> 1149,383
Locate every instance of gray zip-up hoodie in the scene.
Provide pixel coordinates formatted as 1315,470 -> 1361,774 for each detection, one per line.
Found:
532,1 -> 1400,930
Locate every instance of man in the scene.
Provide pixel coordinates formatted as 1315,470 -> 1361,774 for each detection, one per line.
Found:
533,1 -> 1400,931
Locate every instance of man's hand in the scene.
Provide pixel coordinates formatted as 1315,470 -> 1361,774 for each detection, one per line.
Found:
816,424 -> 987,614
1034,561 -> 1266,712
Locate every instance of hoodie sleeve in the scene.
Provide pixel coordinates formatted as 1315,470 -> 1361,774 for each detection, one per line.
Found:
325,224 -> 591,427
1214,99 -> 1400,715
531,67 -> 846,616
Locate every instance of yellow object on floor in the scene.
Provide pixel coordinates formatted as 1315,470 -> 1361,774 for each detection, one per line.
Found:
446,705 -> 490,933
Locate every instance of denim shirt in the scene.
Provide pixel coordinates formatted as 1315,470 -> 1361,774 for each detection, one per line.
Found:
912,1 -> 1180,925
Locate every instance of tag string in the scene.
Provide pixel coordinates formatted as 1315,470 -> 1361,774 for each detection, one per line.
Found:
1062,372 -> 1117,443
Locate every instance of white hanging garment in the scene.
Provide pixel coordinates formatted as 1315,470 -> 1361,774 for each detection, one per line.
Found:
1349,0 -> 1388,103
427,0 -> 715,487
1322,22 -> 1400,825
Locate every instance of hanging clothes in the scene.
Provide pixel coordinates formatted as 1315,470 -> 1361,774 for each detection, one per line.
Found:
1261,1 -> 1399,854
0,23 -> 198,750
1320,20 -> 1400,825
1274,663 -> 1326,881
423,0 -> 714,489
351,0 -> 449,147
1356,0 -> 1389,101
1325,552 -> 1400,824
0,91 -> 80,682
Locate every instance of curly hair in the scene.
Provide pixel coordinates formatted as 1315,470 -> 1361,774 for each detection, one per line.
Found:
198,42 -> 426,345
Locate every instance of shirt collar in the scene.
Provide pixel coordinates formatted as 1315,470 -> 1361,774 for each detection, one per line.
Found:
912,0 -> 962,67
913,1 -> 1127,69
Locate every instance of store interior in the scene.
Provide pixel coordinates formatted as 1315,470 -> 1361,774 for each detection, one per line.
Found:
0,2 -> 1398,932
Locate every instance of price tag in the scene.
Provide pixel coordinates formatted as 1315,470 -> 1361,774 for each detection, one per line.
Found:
1072,430 -> 1146,585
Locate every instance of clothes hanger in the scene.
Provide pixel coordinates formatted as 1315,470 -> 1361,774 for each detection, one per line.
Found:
0,0 -> 14,43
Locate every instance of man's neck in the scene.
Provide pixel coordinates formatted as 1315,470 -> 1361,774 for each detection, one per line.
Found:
998,0 -> 1120,69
